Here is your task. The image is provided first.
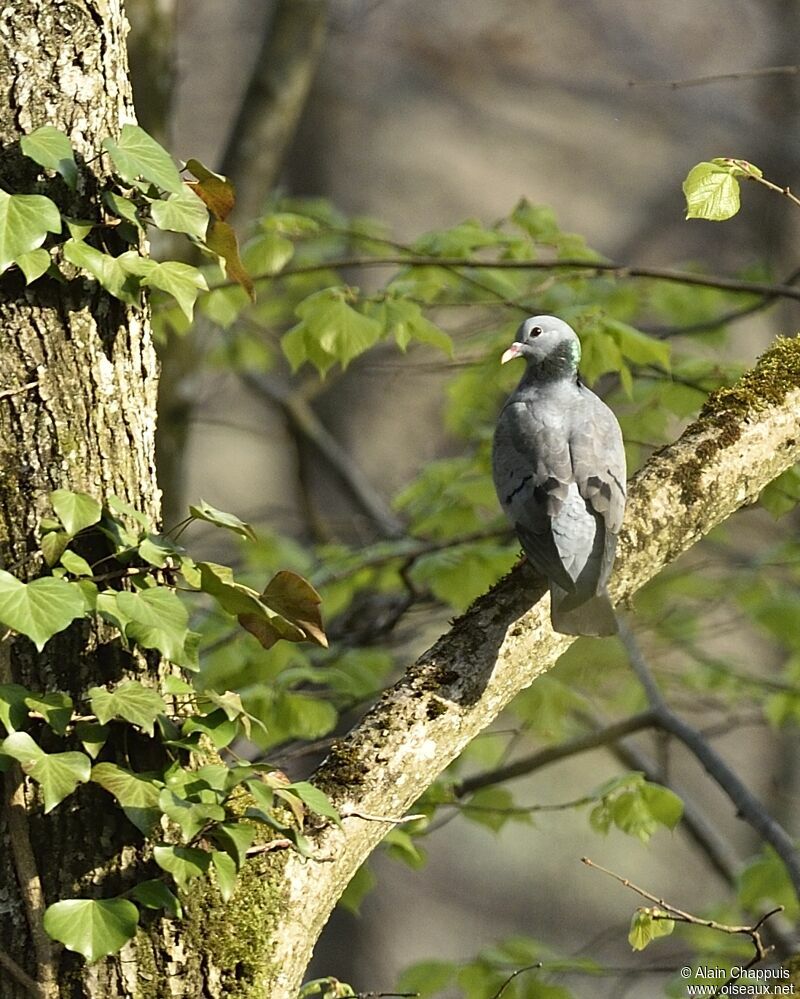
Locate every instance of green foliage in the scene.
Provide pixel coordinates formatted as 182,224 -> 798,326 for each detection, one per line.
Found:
0,190 -> 61,274
682,157 -> 762,221
20,124 -> 78,188
589,773 -> 683,842
43,898 -> 139,964
1,732 -> 90,812
0,571 -> 86,651
103,124 -> 183,193
628,908 -> 676,950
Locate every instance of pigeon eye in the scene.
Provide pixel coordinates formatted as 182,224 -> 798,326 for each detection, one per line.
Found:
529,325 -> 543,337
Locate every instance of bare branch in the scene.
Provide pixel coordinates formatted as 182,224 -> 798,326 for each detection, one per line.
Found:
619,621 -> 800,899
628,65 -> 800,90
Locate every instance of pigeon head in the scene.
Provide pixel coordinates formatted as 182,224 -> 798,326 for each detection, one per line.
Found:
501,315 -> 581,374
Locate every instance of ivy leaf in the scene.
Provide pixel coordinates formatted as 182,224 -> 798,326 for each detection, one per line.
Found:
0,190 -> 62,274
188,499 -> 256,541
628,908 -> 675,951
106,495 -> 152,531
16,247 -> 51,284
0,683 -> 31,734
103,192 -> 142,228
682,162 -> 742,221
285,781 -> 342,827
150,185 -> 208,240
0,570 -> 86,651
50,489 -> 102,537
115,588 -> 190,665
212,821 -> 255,868
88,681 -> 166,736
62,240 -> 140,304
75,721 -> 109,759
261,570 -> 327,647
205,220 -> 254,300
211,849 -> 238,902
131,880 -> 182,919
20,125 -> 78,188
60,551 -> 93,577
40,529 -> 70,568
91,762 -> 163,835
140,260 -> 208,321
185,158 -> 235,221
24,692 -> 73,736
153,844 -> 211,887
158,788 -> 225,842
43,898 -> 139,963
103,124 -> 182,193
182,709 -> 237,749
1,732 -> 90,812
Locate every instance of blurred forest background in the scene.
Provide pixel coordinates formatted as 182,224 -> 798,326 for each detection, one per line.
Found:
123,1 -> 800,996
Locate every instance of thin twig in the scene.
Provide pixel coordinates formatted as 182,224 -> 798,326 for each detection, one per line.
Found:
255,255 -> 800,303
453,711 -> 658,797
0,947 -> 46,998
489,963 -> 543,999
628,65 -> 800,89
0,380 -> 39,401
341,808 -> 426,824
3,768 -> 57,997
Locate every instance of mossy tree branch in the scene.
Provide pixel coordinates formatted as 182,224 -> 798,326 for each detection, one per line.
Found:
250,336 -> 800,998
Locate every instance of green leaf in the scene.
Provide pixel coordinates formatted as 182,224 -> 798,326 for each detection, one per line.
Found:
628,908 -> 675,951
20,125 -> 78,188
103,191 -> 142,228
338,861 -> 377,916
0,570 -> 86,651
65,217 -> 95,241
162,674 -> 194,696
74,721 -> 109,759
212,822 -> 255,868
115,588 -> 190,665
62,240 -> 141,304
182,709 -> 237,749
211,849 -> 238,902
461,787 -> 520,832
284,288 -> 382,374
51,489 -> 102,536
16,247 -> 51,284
372,295 -> 453,355
91,762 -> 162,835
641,783 -> 684,830
153,843 -> 210,887
141,260 -> 207,321
106,495 -> 152,530
682,162 -> 741,221
131,880 -> 183,918
24,691 -> 73,735
103,124 -> 182,193
60,551 -> 93,577
1,732 -> 90,812
397,960 -> 456,998
0,684 -> 31,734
150,185 -> 208,240
285,781 -> 342,827
43,897 -> 139,963
242,230 -> 294,276
89,681 -> 166,736
738,846 -> 799,919
40,529 -> 70,568
158,787 -> 225,842
760,464 -> 800,518
189,499 -> 256,541
0,190 -> 62,274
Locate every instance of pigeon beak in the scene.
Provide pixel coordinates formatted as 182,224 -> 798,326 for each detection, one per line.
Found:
501,343 -> 524,364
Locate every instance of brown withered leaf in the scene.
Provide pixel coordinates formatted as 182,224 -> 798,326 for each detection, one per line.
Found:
185,158 -> 236,221
261,570 -> 328,648
205,220 -> 255,301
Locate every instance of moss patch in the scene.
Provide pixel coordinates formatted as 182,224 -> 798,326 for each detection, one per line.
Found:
674,336 -> 800,506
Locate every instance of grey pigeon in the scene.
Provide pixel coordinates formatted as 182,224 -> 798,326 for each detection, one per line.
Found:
492,315 -> 626,636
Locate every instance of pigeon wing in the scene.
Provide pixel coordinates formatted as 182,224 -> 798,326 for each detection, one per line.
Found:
492,399 -> 577,592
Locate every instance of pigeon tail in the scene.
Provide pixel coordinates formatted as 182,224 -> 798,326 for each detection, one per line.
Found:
549,584 -> 618,637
